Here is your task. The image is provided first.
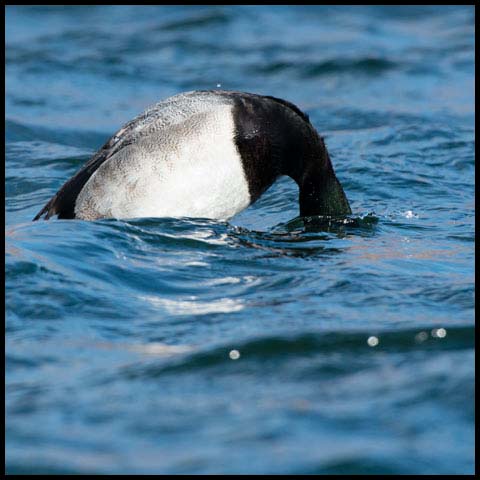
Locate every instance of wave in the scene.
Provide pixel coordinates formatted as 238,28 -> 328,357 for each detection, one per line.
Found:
121,325 -> 474,379
5,118 -> 107,149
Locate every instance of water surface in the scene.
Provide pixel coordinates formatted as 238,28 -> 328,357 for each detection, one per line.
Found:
5,5 -> 475,474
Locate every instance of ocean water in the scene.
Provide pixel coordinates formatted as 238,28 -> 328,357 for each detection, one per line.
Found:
5,5 -> 475,474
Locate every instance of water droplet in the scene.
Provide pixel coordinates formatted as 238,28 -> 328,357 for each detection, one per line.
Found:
431,328 -> 447,338
367,336 -> 379,347
229,349 -> 240,360
414,331 -> 429,343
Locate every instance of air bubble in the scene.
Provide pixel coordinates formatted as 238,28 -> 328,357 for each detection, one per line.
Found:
229,349 -> 240,360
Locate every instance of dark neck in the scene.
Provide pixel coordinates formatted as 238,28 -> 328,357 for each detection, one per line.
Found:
285,135 -> 351,218
230,93 -> 351,217
299,169 -> 351,217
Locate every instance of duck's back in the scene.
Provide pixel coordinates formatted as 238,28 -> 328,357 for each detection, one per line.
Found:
33,90 -> 315,221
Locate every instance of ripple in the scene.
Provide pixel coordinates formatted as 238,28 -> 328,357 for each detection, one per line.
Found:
251,57 -> 398,78
121,326 -> 474,379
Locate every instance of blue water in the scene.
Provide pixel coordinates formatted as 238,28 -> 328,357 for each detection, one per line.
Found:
5,5 -> 475,474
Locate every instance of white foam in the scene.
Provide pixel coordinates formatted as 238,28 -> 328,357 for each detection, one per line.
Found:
140,295 -> 244,315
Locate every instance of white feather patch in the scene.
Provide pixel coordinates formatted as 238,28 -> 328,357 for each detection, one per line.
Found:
75,104 -> 251,220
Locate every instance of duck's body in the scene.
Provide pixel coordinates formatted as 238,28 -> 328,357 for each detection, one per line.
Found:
33,90 -> 351,221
